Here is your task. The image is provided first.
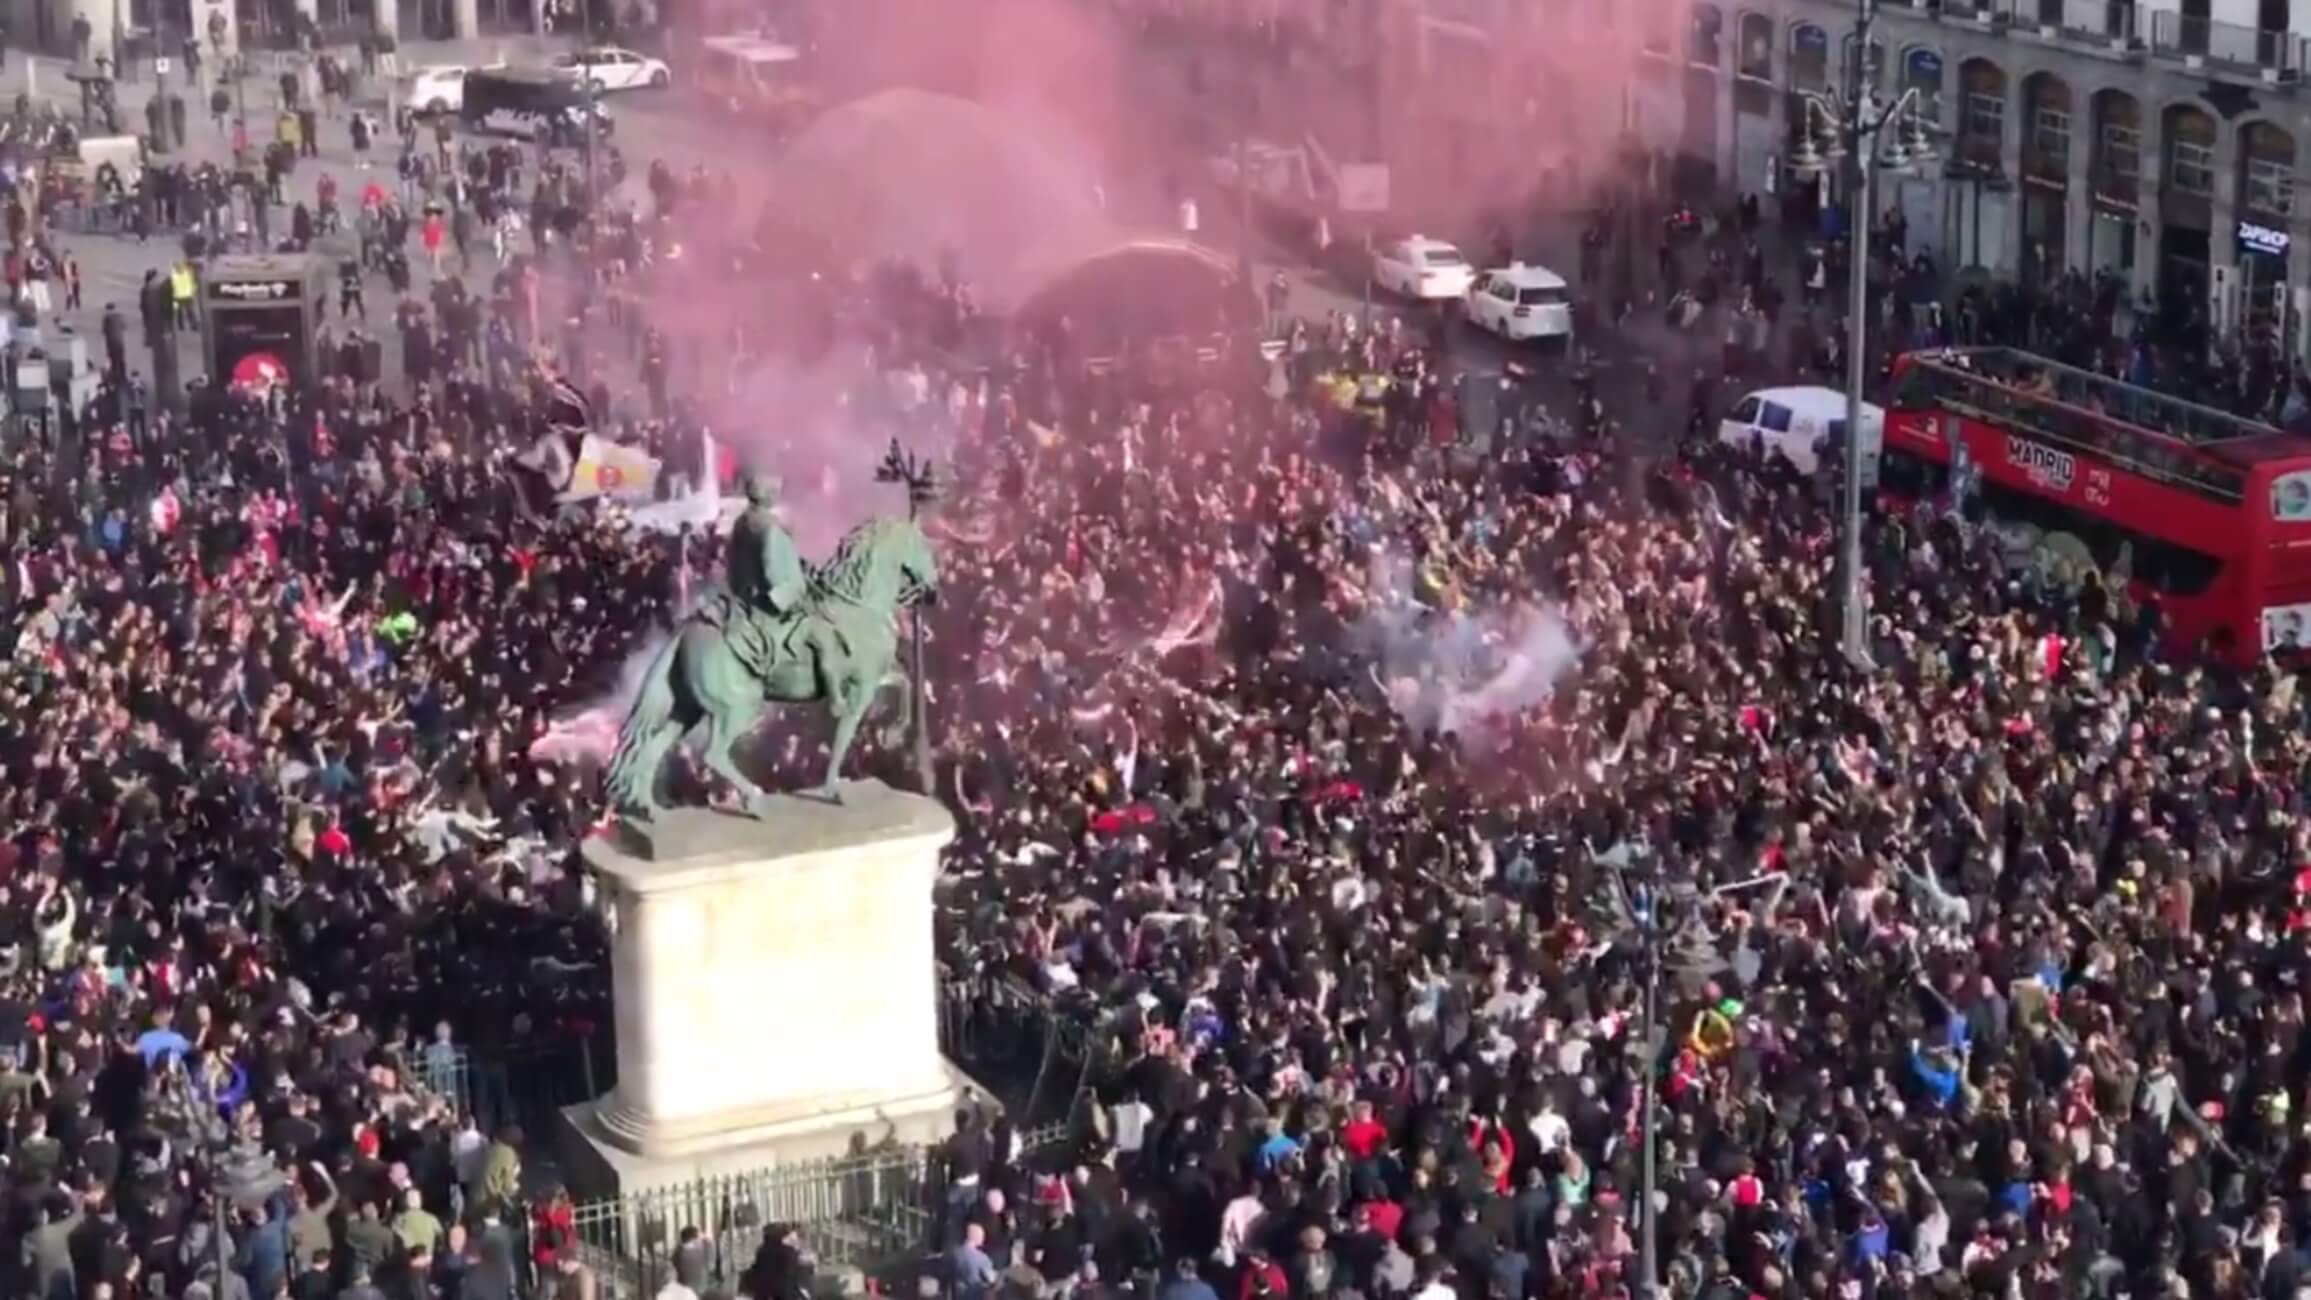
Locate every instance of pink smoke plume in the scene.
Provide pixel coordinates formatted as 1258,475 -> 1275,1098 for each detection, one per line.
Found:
683,0 -> 1677,271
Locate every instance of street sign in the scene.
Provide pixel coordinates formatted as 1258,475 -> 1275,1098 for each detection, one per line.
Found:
1337,163 -> 1390,214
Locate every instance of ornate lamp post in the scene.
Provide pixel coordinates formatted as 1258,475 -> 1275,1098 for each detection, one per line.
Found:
876,438 -> 939,794
1589,848 -> 1732,1299
1786,0 -> 1938,666
172,1068 -> 287,1299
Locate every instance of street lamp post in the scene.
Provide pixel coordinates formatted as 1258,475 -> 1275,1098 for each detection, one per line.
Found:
876,438 -> 939,795
171,1068 -> 287,1300
1590,846 -> 1735,1300
1787,0 -> 1937,666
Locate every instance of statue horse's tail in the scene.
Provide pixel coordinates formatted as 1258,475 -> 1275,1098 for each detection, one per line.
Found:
603,633 -> 683,815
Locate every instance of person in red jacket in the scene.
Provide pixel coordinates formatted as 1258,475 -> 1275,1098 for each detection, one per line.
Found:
1235,1248 -> 1287,1300
530,1185 -> 577,1270
1341,1099 -> 1389,1161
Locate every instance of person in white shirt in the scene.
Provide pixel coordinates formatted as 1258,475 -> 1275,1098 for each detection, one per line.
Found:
1217,1190 -> 1266,1268
1528,1099 -> 1569,1156
1111,1091 -> 1152,1159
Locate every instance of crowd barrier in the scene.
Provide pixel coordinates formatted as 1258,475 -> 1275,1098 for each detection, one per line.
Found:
411,977 -> 1113,1295
427,978 -> 1102,1297
936,972 -> 1125,1127
567,1146 -> 945,1300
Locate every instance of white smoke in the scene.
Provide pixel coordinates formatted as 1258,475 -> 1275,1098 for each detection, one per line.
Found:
1354,550 -> 1582,742
530,632 -> 676,767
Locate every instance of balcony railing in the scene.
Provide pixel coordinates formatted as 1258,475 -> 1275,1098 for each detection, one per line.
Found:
1939,0 -> 2011,22
2151,11 -> 2309,79
2025,0 -> 2138,45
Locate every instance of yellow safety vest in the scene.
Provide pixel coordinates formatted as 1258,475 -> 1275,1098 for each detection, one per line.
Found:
1688,1009 -> 1735,1060
169,266 -> 195,302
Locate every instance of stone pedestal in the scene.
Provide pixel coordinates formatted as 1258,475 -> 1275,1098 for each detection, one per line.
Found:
560,780 -> 975,1196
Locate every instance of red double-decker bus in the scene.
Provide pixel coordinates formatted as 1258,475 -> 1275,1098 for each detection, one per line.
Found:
1880,346 -> 2311,666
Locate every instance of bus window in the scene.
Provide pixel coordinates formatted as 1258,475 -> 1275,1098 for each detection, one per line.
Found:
1878,449 -> 1949,503
2129,537 -> 2222,597
1973,477 -> 2222,596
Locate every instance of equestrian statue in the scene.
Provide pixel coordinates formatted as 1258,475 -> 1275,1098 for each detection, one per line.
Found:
603,473 -> 940,819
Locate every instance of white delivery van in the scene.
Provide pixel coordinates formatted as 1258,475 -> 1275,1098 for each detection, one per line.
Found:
1718,385 -> 1883,486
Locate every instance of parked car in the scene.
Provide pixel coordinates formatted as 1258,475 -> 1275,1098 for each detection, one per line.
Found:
551,46 -> 673,93
1371,235 -> 1476,302
1463,262 -> 1575,346
404,64 -> 477,115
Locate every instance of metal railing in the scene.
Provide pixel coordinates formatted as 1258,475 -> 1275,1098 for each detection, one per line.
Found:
563,1120 -> 1082,1300
569,1147 -> 944,1300
417,978 -> 1103,1158
937,974 -> 1123,1126
2024,0 -> 2138,44
421,1029 -> 616,1141
1938,0 -> 2012,21
2150,10 -> 2309,77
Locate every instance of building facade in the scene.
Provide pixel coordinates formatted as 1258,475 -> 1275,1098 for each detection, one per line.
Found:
1409,0 -> 2311,359
9,0 -> 538,65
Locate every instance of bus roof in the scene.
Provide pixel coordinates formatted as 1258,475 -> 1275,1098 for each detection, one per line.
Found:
1897,346 -> 2290,451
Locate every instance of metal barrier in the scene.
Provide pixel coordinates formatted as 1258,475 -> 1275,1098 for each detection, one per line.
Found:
569,1147 -> 944,1300
422,980 -> 1098,1150
450,983 -> 1107,1298
562,1124 -> 1081,1299
937,976 -> 1122,1127
2151,10 -> 2308,77
419,1030 -> 616,1140
2024,0 -> 2138,44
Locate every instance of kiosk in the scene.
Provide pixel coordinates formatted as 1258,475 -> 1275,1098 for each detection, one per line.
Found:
202,253 -> 331,394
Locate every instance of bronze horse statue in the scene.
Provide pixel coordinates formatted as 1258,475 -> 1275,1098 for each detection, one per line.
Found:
603,516 -> 939,818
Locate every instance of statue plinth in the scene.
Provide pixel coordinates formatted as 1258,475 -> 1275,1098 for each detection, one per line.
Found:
559,780 -> 979,1194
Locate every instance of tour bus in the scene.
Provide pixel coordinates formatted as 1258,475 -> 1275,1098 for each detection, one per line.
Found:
697,33 -> 816,133
1880,346 -> 2311,665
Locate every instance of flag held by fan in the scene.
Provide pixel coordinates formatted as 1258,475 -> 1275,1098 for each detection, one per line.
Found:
559,435 -> 662,503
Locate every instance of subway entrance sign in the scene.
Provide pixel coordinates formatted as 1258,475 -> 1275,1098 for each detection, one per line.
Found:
202,253 -> 330,395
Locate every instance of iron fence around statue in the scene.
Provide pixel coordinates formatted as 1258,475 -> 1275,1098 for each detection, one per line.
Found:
936,973 -> 1124,1128
566,1146 -> 944,1300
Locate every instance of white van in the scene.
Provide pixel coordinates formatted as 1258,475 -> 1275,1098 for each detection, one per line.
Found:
1718,385 -> 1883,486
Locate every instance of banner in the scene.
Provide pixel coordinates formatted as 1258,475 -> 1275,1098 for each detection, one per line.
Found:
560,436 -> 661,503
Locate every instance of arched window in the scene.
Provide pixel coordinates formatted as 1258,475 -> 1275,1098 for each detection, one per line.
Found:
2165,105 -> 2217,196
1900,47 -> 1944,128
2240,121 -> 2297,219
1790,22 -> 1829,91
1957,59 -> 2008,169
1736,12 -> 1774,81
2023,74 -> 2073,179
1690,4 -> 1723,67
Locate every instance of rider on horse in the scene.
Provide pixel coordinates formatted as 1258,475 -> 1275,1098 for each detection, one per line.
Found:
711,473 -> 842,680
729,472 -> 810,621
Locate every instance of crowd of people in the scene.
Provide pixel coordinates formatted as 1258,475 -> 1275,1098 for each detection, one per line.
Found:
0,21 -> 2303,1300
918,268 -> 2311,1300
